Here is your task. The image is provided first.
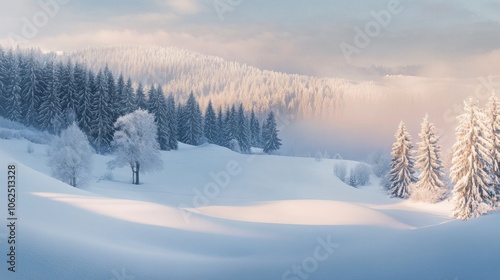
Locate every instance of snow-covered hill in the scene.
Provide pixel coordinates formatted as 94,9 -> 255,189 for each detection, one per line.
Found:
1,133 -> 499,279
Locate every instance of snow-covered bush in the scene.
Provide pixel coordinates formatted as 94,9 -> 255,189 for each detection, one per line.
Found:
26,143 -> 34,154
348,164 -> 371,187
334,162 -> 347,182
48,123 -> 93,188
109,110 -> 163,185
367,150 -> 391,178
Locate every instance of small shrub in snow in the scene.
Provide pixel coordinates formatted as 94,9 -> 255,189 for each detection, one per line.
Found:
368,150 -> 391,178
334,162 -> 347,182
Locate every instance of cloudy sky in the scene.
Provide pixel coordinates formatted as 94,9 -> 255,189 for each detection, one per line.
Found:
1,0 -> 499,80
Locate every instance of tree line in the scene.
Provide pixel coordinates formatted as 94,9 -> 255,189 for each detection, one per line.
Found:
388,96 -> 500,220
0,46 -> 282,155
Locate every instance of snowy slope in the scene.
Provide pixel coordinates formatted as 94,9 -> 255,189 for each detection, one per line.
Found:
0,138 -> 499,280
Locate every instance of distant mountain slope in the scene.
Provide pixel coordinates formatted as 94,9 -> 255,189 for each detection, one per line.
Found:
65,45 -> 387,117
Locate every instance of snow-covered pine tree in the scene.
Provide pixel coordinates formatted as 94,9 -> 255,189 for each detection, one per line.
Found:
109,109 -> 163,185
237,104 -> 251,153
135,82 -> 147,110
221,107 -> 233,148
121,77 -> 136,116
451,100 -> 495,220
90,70 -> 114,154
216,106 -> 225,147
49,122 -> 93,187
39,61 -> 63,133
105,66 -> 118,123
411,115 -> 447,203
78,69 -> 94,135
59,60 -> 78,118
204,100 -> 218,144
262,111 -> 282,154
148,85 -> 170,150
180,92 -> 203,145
388,121 -> 416,199
166,93 -> 178,150
21,53 -> 44,127
486,93 -> 500,204
0,47 -> 6,117
116,73 -> 126,117
2,50 -> 22,122
250,109 -> 262,148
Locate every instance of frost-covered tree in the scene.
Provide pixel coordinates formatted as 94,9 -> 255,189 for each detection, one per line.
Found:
121,77 -> 136,116
486,93 -> 500,203
411,115 -> 447,203
204,100 -> 218,144
59,61 -> 78,117
451,100 -> 495,220
49,123 -> 93,187
109,110 -> 163,185
216,107 -> 226,147
388,121 -> 416,199
262,111 -> 282,154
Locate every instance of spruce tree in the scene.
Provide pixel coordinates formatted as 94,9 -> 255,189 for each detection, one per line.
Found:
451,100 -> 495,220
59,61 -> 78,116
38,61 -> 62,133
204,100 -> 218,144
166,93 -> 178,150
388,121 -> 416,199
121,77 -> 136,115
78,70 -> 94,135
486,93 -> 500,204
181,92 -> 203,145
135,82 -> 147,110
262,111 -> 282,154
250,109 -> 262,148
21,53 -> 44,127
2,50 -> 22,122
148,85 -> 170,150
411,115 -> 447,203
237,104 -> 251,153
216,106 -> 225,146
90,70 -> 114,154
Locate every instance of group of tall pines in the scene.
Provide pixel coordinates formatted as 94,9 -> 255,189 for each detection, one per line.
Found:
0,47 -> 281,154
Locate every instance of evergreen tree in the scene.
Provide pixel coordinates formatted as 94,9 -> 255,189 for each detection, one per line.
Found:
204,100 -> 218,144
105,66 -> 118,122
388,121 -> 416,199
148,85 -> 170,150
262,111 -> 282,154
221,107 -> 233,148
250,109 -> 262,148
411,115 -> 447,203
59,61 -> 78,117
90,70 -> 114,154
2,50 -> 22,122
181,92 -> 203,145
21,53 -> 44,127
121,77 -> 136,115
166,93 -> 178,150
38,61 -> 62,133
135,82 -> 147,110
216,106 -> 225,146
116,73 -> 126,117
0,47 -> 6,117
451,100 -> 495,220
236,104 -> 251,153
486,93 -> 500,203
78,70 -> 94,135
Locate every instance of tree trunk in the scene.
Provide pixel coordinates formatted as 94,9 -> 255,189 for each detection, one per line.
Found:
136,162 -> 140,185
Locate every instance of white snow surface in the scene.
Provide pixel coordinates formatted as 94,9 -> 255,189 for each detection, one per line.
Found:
0,138 -> 499,280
